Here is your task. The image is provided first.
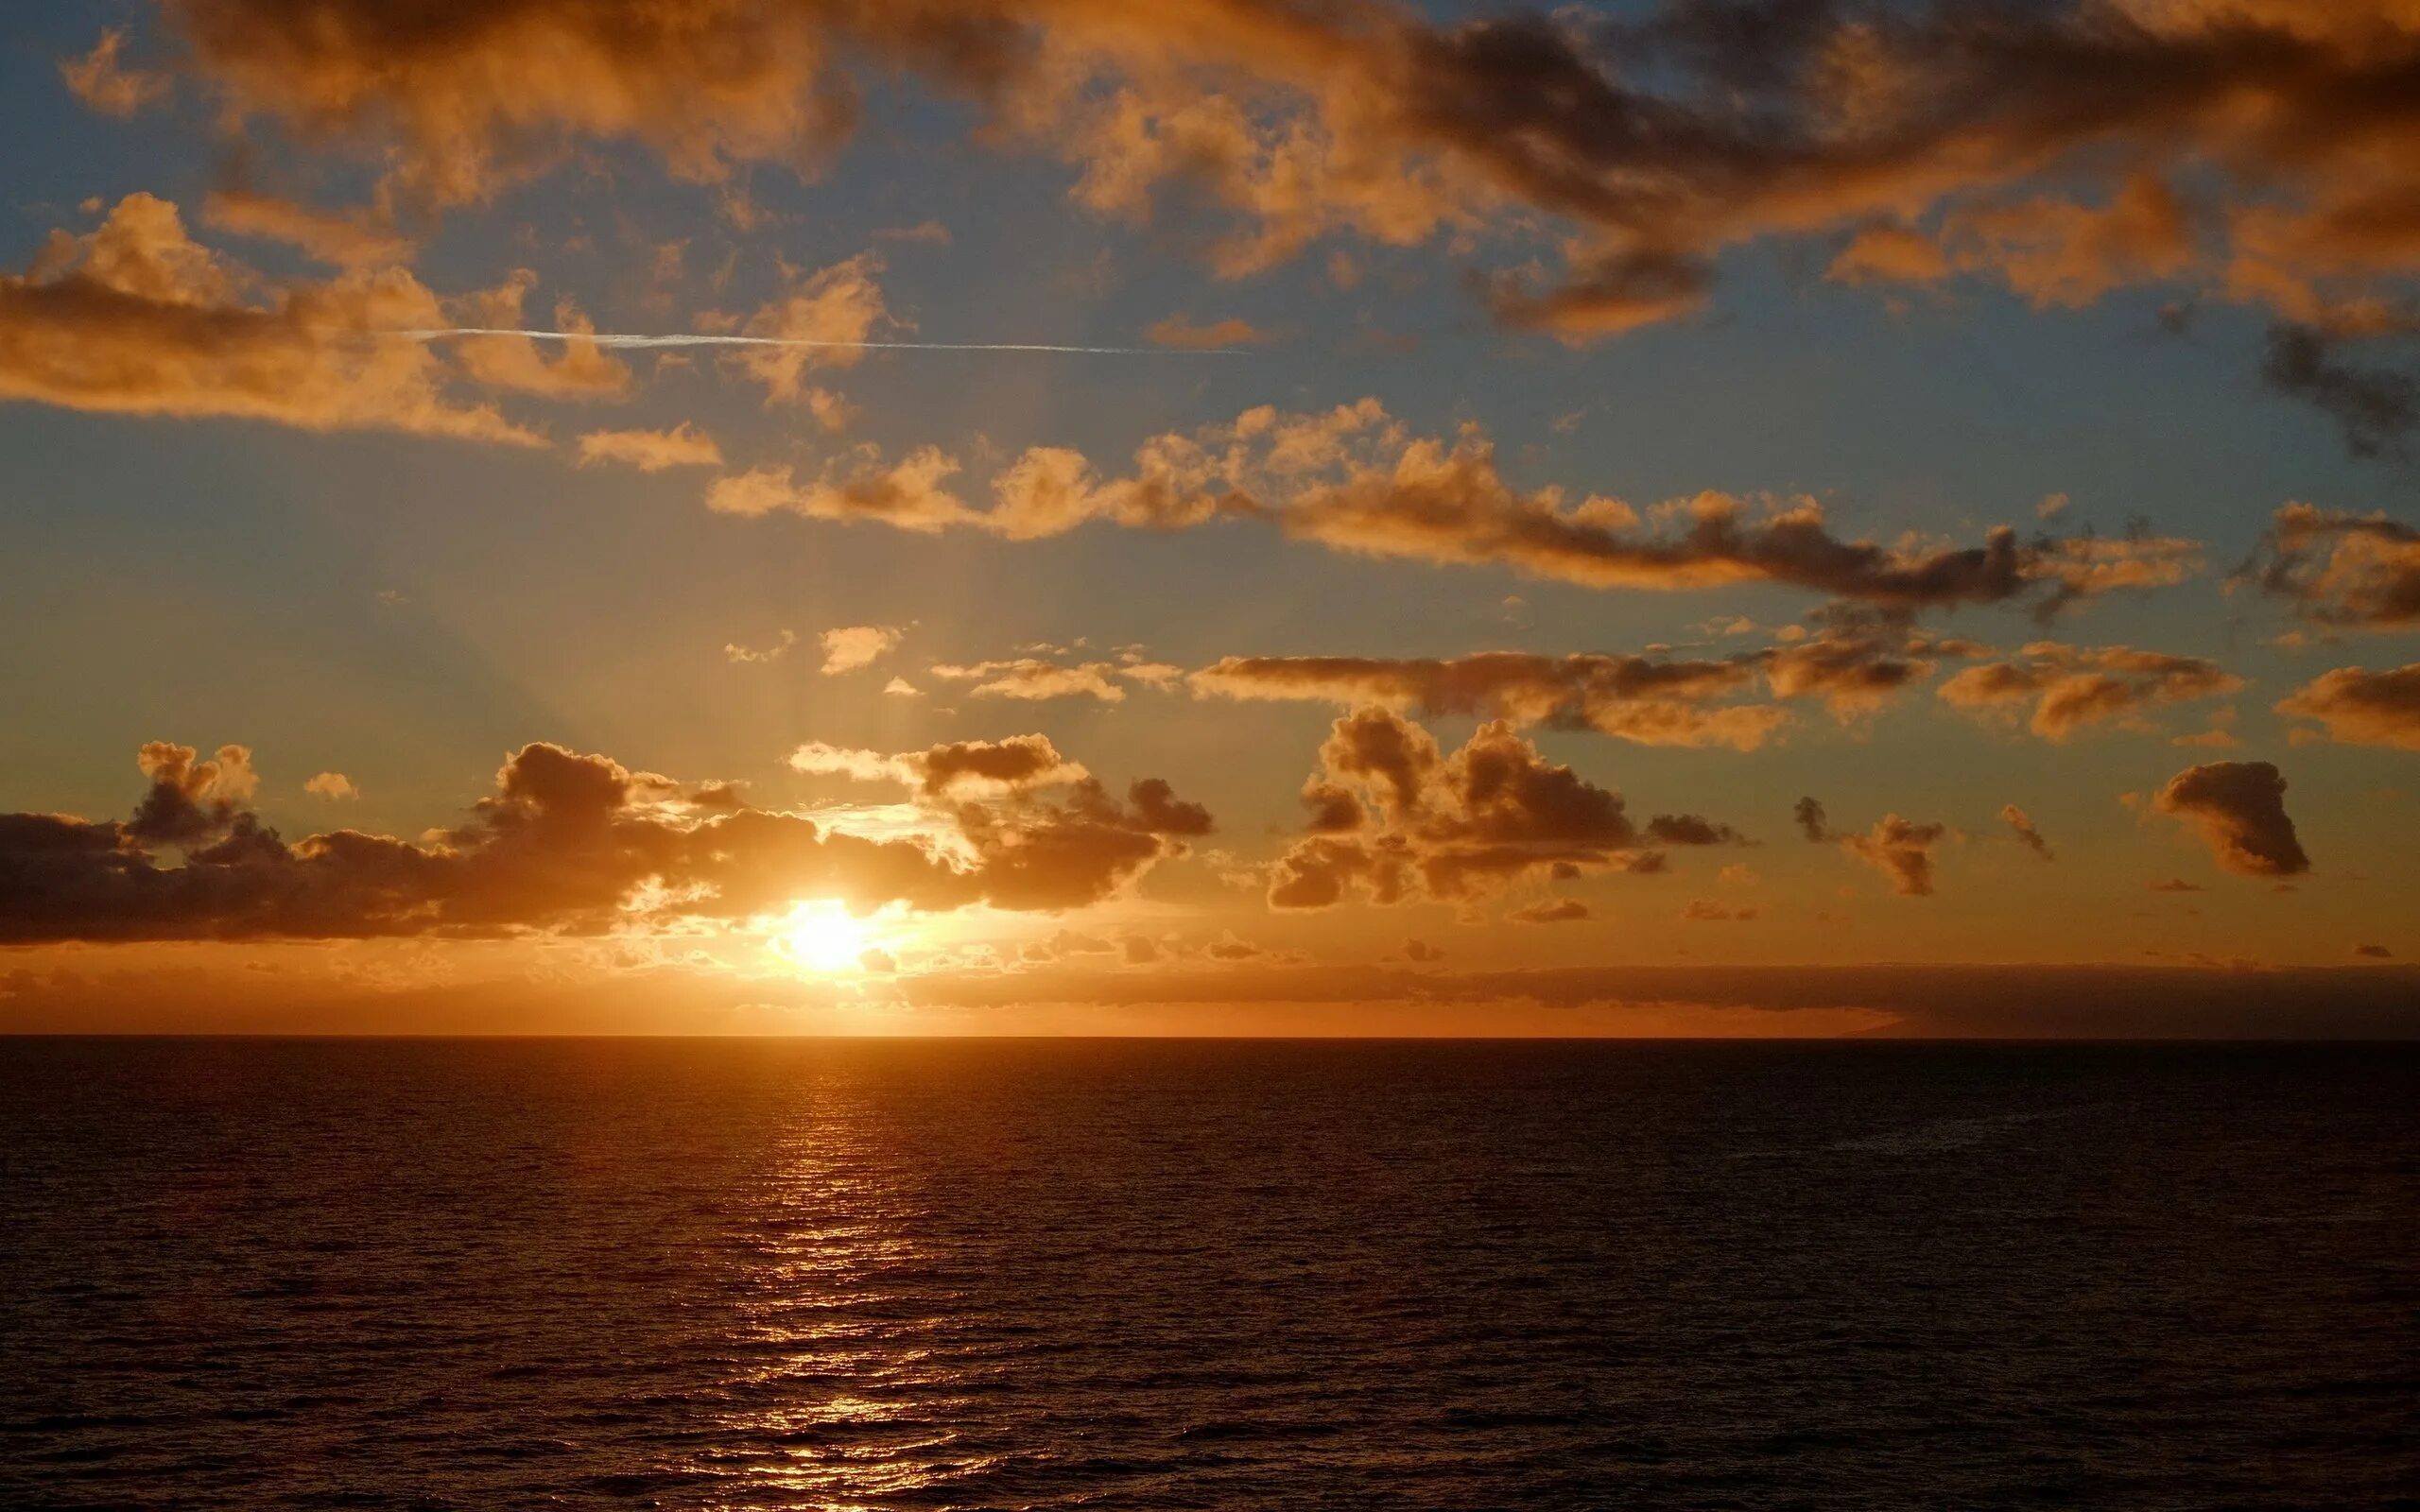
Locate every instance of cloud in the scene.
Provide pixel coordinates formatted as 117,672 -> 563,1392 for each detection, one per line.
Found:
1841,816 -> 1952,898
2260,326 -> 2417,460
1507,897 -> 1589,924
1937,642 -> 2242,740
61,28 -> 169,118
1484,249 -> 1711,342
873,220 -> 951,245
1682,899 -> 1757,922
1252,416 -> 2196,610
2275,663 -> 2420,749
1145,315 -> 1273,349
1801,798 -> 1948,896
725,629 -> 797,664
2000,804 -> 2053,860
147,0 -> 2420,366
705,400 -> 2196,614
2154,761 -> 2311,877
707,446 -> 973,531
1828,175 -> 2200,310
1191,650 -> 1784,750
303,772 -> 359,801
727,251 -> 889,421
1268,707 -> 1738,908
0,733 -> 1209,942
441,271 -> 632,400
201,188 -> 415,269
819,625 -> 904,675
791,733 -> 1086,799
0,194 -> 541,444
1829,225 -> 1953,288
2238,505 -> 2420,629
578,421 -> 723,472
2150,877 -> 2205,893
930,659 -> 1128,703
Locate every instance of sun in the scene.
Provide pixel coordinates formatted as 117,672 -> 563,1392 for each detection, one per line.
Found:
772,902 -> 878,974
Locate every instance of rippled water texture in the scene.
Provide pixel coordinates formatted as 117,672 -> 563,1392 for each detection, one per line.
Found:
3,1040 -> 2415,1508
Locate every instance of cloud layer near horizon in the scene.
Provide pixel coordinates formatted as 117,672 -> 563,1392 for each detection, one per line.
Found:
0,736 -> 1210,942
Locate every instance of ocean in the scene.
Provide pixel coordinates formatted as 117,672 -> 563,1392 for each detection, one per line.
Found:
2,1039 -> 2414,1508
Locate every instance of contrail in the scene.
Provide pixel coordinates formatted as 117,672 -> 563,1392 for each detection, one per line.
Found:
381,327 -> 1247,356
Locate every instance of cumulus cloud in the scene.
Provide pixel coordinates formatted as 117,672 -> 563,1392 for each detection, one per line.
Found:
2275,664 -> 2420,749
0,194 -> 541,444
2238,505 -> 2420,629
1843,816 -> 1951,898
820,625 -> 904,675
303,771 -> 359,801
2154,761 -> 2311,877
1267,707 -> 1738,908
578,422 -> 723,472
1800,798 -> 1948,896
0,733 -> 1210,942
1938,642 -> 2242,740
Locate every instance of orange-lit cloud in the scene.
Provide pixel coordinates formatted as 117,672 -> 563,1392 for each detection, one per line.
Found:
2001,804 -> 2054,860
60,28 -> 168,118
930,659 -> 1130,703
708,400 -> 2198,613
1937,643 -> 2242,740
2239,504 -> 2420,628
0,194 -> 541,444
1268,707 -> 1739,908
1799,798 -> 1950,897
201,187 -> 415,269
119,0 -> 2420,417
2275,664 -> 2420,749
2154,761 -> 2311,877
578,422 -> 724,472
819,625 -> 904,675
0,734 -> 1210,942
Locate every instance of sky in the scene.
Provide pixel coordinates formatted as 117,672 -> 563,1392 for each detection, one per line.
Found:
2,0 -> 2417,1037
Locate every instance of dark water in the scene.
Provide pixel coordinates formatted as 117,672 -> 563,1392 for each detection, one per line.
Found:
2,1040 -> 2415,1510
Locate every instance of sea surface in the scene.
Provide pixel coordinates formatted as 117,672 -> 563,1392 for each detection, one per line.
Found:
2,1039 -> 2414,1509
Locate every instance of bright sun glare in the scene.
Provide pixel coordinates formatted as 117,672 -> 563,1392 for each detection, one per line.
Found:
772,902 -> 879,974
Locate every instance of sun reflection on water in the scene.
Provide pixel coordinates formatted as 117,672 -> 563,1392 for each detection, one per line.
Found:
696,1088 -> 995,1508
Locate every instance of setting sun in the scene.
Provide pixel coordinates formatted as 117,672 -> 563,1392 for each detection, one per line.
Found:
772,903 -> 880,974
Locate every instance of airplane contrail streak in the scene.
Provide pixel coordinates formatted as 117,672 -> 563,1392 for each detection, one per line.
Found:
382,327 -> 1246,356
